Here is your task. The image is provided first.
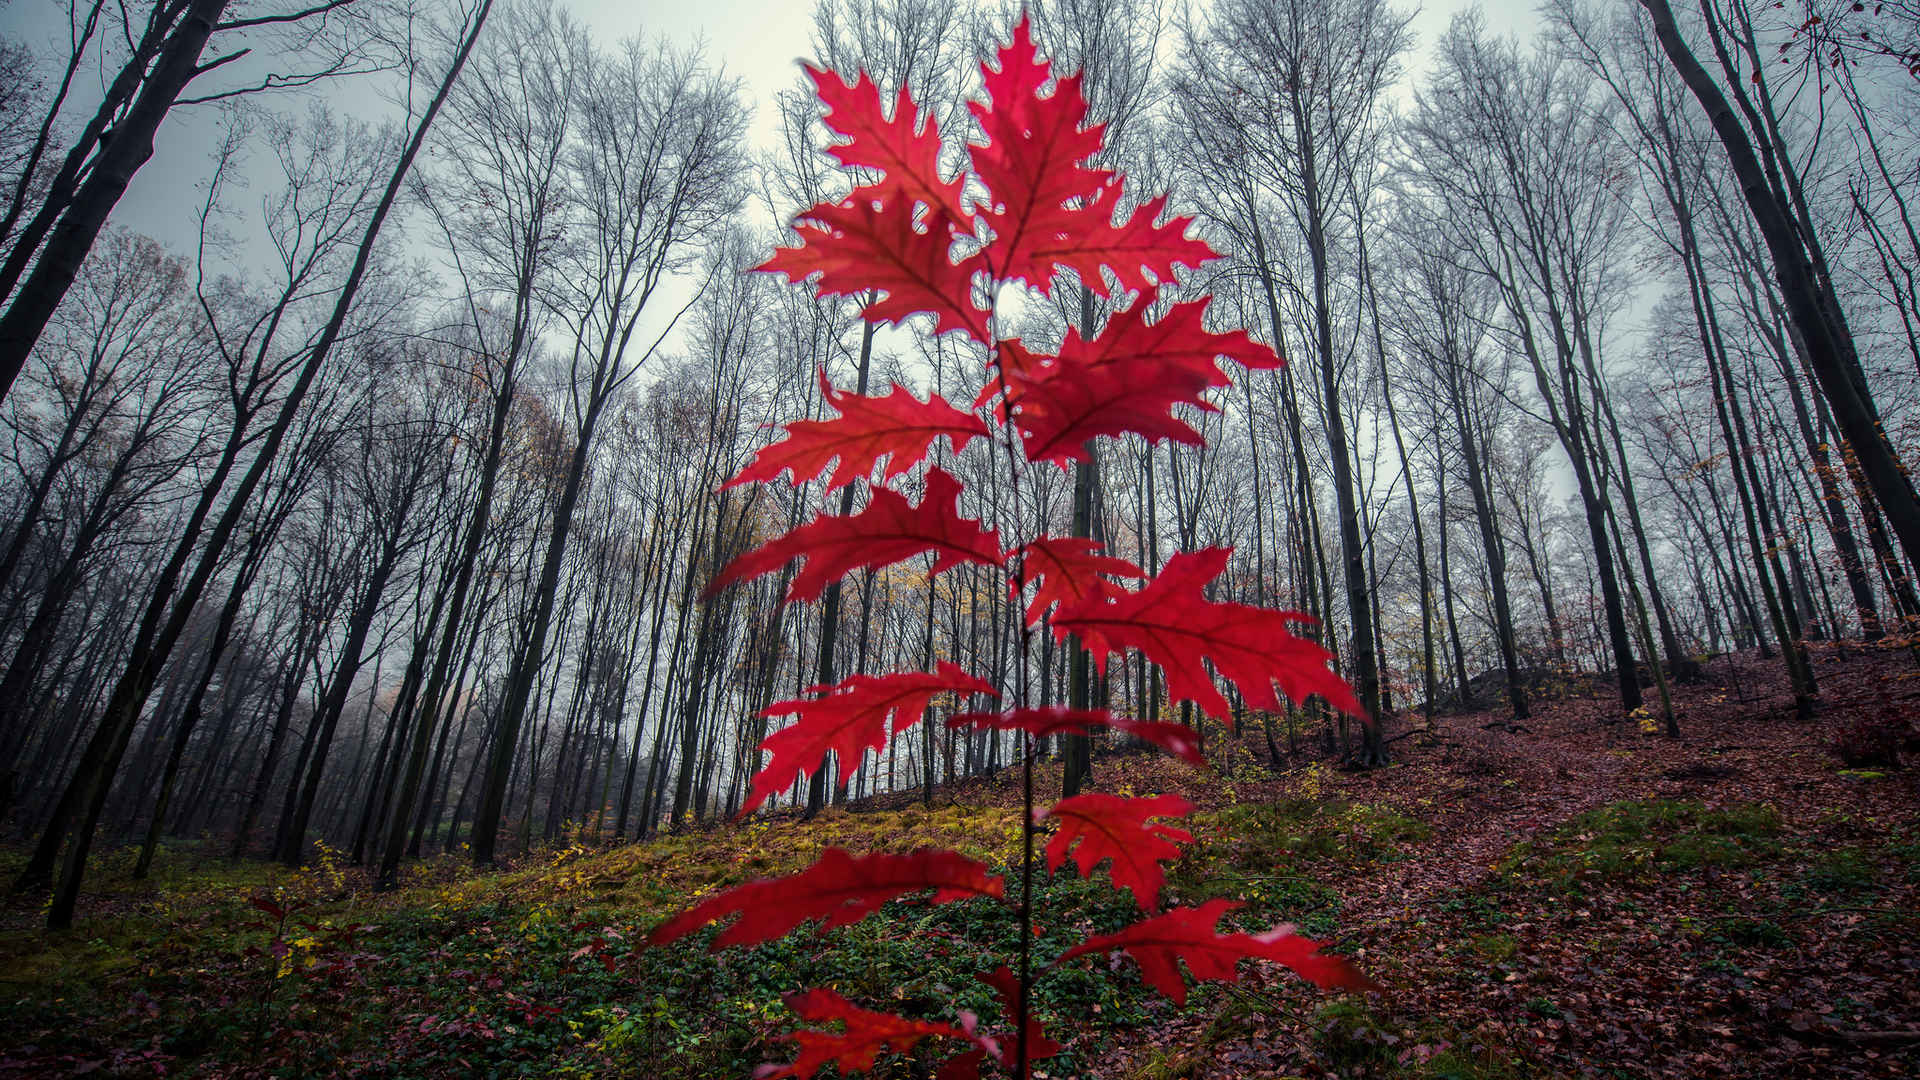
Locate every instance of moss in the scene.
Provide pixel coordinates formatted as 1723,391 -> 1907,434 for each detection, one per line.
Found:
1496,800 -> 1783,890
1709,916 -> 1791,947
1129,1048 -> 1205,1080
1200,991 -> 1266,1045
1315,999 -> 1397,1072
1420,1047 -> 1535,1080
1694,804 -> 1783,838
1890,837 -> 1920,884
1661,833 -> 1761,870
1801,848 -> 1878,894
1198,798 -> 1431,871
1465,933 -> 1518,964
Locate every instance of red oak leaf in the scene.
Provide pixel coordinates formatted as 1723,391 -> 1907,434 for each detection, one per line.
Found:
1067,289 -> 1282,376
1028,191 -> 1220,298
725,370 -> 987,492
968,17 -> 1117,292
756,988 -> 975,1080
937,1051 -> 989,1080
809,66 -> 970,227
993,289 -> 1282,464
1041,793 -> 1193,911
647,847 -> 1004,949
761,197 -> 988,343
711,469 -> 1002,603
959,965 -> 1063,1067
944,707 -> 1205,768
1056,899 -> 1376,1005
1053,547 -> 1361,719
1010,345 -> 1218,465
1014,537 -> 1143,624
741,661 -> 997,819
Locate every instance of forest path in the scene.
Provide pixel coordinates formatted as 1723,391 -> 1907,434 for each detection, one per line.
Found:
1330,725 -> 1640,942
1084,647 -> 1920,1080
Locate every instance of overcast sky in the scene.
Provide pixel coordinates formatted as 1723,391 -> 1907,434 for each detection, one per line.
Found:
0,0 -> 1544,265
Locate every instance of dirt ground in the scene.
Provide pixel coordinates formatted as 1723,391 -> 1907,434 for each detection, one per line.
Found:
1070,643 -> 1920,1079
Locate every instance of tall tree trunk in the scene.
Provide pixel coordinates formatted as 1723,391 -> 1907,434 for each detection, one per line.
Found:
1638,0 -> 1920,578
0,0 -> 231,405
1435,460 -> 1471,702
803,320 -> 875,816
1448,389 -> 1527,721
1061,290 -> 1099,795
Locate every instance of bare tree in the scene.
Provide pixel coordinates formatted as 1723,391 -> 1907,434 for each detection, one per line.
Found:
1177,0 -> 1414,760
0,0 -> 391,404
466,33 -> 746,863
1383,224 -> 1529,724
1404,15 -> 1654,717
22,0 -> 493,928
1636,0 -> 1920,580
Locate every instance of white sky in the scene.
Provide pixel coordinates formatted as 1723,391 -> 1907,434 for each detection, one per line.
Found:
0,0 -> 1543,258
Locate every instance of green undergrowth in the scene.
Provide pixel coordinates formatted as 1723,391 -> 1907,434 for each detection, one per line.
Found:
1210,796 -> 1434,865
18,791 -> 1896,1078
1494,799 -> 1783,894
1166,794 -> 1432,938
5,792 -> 1365,1078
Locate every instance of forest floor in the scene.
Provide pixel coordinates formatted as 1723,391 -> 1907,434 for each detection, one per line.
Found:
1,644 -> 1918,1079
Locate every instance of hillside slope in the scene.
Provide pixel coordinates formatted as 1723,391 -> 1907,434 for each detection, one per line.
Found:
2,645 -> 1916,1079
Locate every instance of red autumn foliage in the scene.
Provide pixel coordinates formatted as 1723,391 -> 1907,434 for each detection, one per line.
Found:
1075,288 -> 1281,375
754,988 -> 982,1080
986,289 -> 1281,466
659,14 -> 1367,1078
1041,793 -> 1194,911
967,22 -> 1212,295
711,468 -> 1001,603
1056,898 -> 1378,1005
1012,537 -> 1143,624
1054,547 -> 1363,720
646,847 -> 1005,950
739,661 -> 997,818
1002,333 -> 1222,465
979,964 -> 1065,1063
759,196 -> 988,343
725,370 -> 987,492
807,66 -> 971,228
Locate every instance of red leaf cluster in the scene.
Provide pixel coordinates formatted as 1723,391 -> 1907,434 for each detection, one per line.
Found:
761,198 -> 988,342
986,290 -> 1283,466
755,988 -> 976,1080
1054,547 -> 1362,720
809,66 -> 969,228
1041,793 -> 1193,910
1057,898 -> 1378,1005
741,661 -> 996,819
647,847 -> 1003,950
712,469 -> 1000,604
761,60 -> 985,341
653,16 -> 1372,1078
726,370 -> 987,492
1013,537 -> 1143,624
967,22 -> 1212,295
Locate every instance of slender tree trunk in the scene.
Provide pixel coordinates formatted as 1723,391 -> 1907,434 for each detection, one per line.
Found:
1639,0 -> 1920,578
802,320 -> 875,816
1061,284 -> 1099,794
0,0 -> 232,405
